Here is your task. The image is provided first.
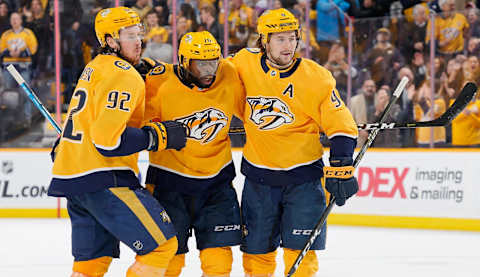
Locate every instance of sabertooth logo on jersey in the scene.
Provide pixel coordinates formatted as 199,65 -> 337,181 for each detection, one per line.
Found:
176,108 -> 228,143
247,97 -> 294,130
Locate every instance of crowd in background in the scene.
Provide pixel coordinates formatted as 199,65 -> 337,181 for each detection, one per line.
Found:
0,0 -> 479,148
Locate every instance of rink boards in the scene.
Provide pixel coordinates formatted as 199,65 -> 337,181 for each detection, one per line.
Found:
0,148 -> 479,231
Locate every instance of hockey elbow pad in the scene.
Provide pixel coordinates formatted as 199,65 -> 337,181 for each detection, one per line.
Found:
323,157 -> 358,206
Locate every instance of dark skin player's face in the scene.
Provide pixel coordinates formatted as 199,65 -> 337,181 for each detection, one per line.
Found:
189,59 -> 219,87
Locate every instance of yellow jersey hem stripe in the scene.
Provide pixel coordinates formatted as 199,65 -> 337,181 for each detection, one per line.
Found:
328,133 -> 358,139
52,166 -> 138,179
243,156 -> 322,171
93,137 -> 122,151
149,160 -> 233,179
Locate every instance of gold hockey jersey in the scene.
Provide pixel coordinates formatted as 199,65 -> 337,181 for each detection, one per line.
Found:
230,48 -> 358,171
145,59 -> 244,178
51,55 -> 145,179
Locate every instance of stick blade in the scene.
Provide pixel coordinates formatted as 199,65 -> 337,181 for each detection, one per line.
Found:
439,82 -> 478,125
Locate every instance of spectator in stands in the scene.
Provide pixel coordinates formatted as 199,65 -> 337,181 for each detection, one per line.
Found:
131,0 -> 152,22
0,12 -> 37,125
371,87 -> 401,147
199,4 -> 223,48
394,66 -> 417,147
23,0 -> 52,77
409,50 -> 427,88
145,10 -> 160,34
175,16 -> 191,45
352,0 -> 390,18
219,0 -> 255,51
62,21 -> 84,105
315,0 -> 350,64
142,27 -> 173,63
445,57 -> 464,97
466,36 -> 480,56
465,8 -> 480,39
399,4 -> 427,61
60,0 -> 83,36
324,41 -> 358,101
426,0 -> 469,58
363,27 -> 404,87
451,94 -> 480,147
461,55 -> 480,86
179,3 -> 199,33
413,79 -> 447,147
0,1 -> 10,35
349,79 -> 376,146
153,0 -> 169,26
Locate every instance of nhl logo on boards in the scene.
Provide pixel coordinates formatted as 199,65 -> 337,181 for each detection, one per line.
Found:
133,240 -> 143,250
1,161 -> 13,175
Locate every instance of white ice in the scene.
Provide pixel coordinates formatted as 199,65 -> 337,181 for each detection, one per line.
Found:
1,218 -> 479,276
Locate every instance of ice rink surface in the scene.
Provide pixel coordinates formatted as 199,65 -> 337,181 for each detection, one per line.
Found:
1,218 -> 479,276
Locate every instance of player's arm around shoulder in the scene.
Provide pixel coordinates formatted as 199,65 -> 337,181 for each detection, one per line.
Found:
144,62 -> 170,123
221,58 -> 246,119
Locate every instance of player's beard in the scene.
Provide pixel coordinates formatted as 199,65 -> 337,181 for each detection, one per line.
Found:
266,46 -> 295,69
119,45 -> 141,66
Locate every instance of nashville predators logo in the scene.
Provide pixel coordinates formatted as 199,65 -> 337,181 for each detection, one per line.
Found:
160,210 -> 171,223
247,97 -> 294,130
176,108 -> 228,143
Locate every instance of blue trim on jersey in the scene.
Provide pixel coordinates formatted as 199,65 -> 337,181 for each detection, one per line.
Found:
48,170 -> 141,197
146,163 -> 236,195
96,127 -> 149,157
279,58 -> 301,78
260,54 -> 269,73
240,158 -> 324,186
329,136 -> 356,158
259,54 -> 302,78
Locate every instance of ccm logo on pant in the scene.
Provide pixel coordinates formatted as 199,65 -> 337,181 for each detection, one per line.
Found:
214,225 -> 241,232
292,229 -> 312,235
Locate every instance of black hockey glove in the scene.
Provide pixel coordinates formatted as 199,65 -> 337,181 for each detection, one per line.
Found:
135,57 -> 158,80
50,137 -> 60,162
142,120 -> 187,151
324,157 -> 359,206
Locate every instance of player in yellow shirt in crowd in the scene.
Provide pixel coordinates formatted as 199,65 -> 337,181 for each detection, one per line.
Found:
144,31 -> 245,277
48,7 -> 186,277
229,9 -> 359,277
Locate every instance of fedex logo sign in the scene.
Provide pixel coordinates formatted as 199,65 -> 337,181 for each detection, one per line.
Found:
356,167 -> 409,199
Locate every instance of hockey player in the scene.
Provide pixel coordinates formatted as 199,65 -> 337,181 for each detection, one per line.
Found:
144,31 -> 244,277
229,9 -> 359,277
47,7 -> 187,277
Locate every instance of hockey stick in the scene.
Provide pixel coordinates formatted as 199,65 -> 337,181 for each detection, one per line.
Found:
286,76 -> 409,277
228,82 -> 478,134
357,82 -> 477,130
6,64 -> 62,134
